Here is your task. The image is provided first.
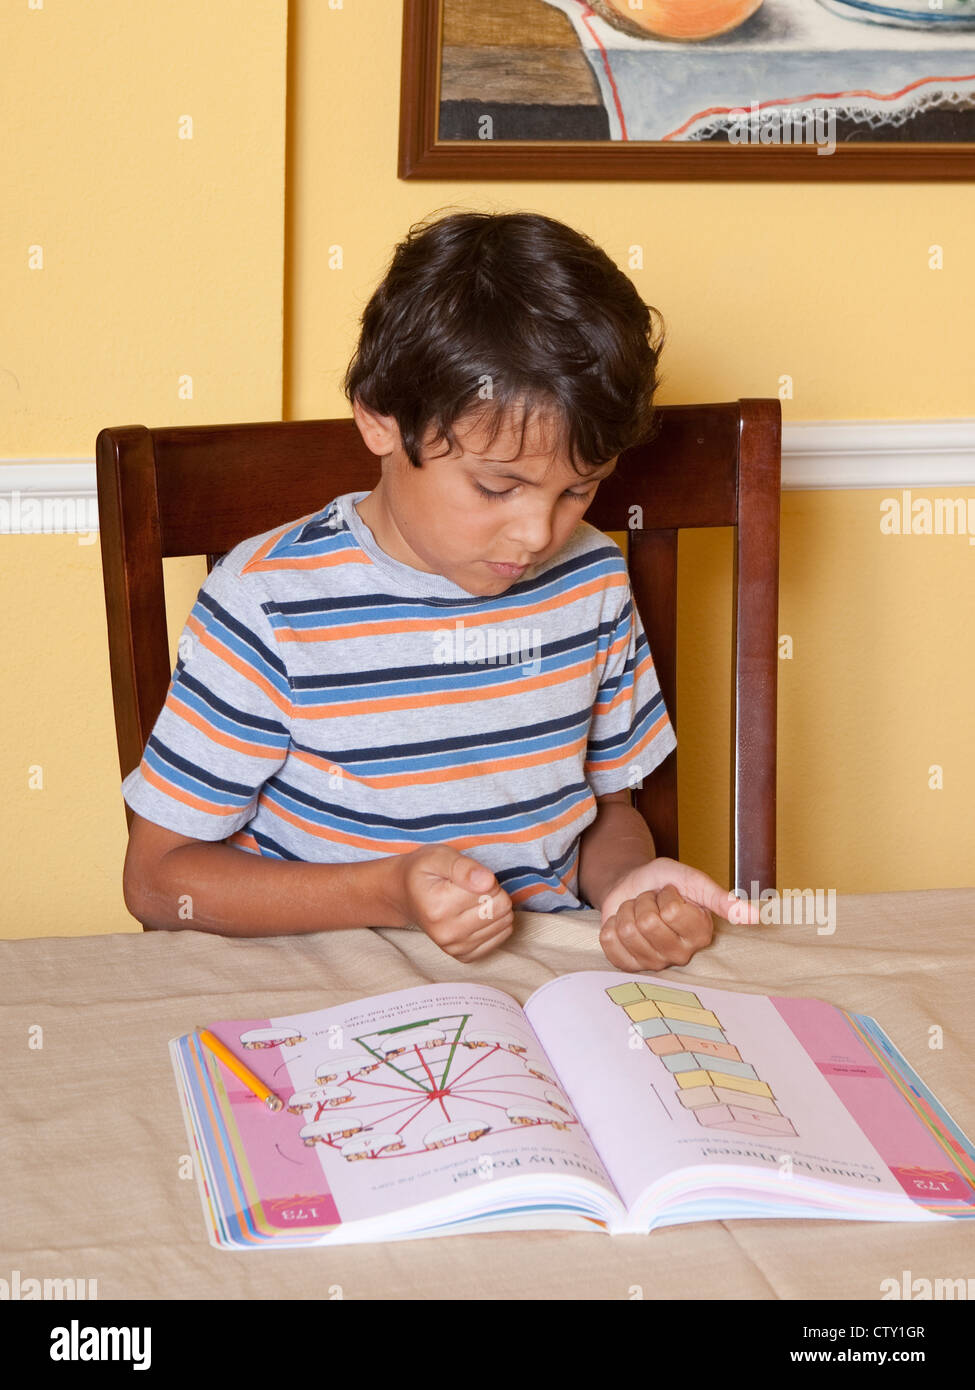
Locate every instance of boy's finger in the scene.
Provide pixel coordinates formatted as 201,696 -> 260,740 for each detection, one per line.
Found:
613,897 -> 687,964
449,851 -> 497,893
726,894 -> 762,925
462,904 -> 514,941
655,890 -> 714,946
455,923 -> 515,963
600,916 -> 662,973
416,847 -> 495,893
655,883 -> 688,926
637,894 -> 713,961
658,863 -> 762,925
634,915 -> 693,964
473,883 -> 512,922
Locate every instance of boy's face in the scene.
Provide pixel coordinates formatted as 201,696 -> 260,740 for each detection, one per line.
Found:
352,398 -> 618,596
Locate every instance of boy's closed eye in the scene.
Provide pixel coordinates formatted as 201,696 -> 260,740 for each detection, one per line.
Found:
469,454 -> 618,504
473,480 -> 598,503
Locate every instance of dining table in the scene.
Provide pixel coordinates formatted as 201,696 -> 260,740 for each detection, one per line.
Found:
2,887 -> 973,1301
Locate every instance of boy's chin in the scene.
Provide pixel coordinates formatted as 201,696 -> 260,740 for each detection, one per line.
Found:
458,576 -> 506,596
478,569 -> 523,591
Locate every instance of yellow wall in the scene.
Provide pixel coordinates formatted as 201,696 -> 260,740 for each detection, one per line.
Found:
2,0 -> 973,938
1,0 -> 287,936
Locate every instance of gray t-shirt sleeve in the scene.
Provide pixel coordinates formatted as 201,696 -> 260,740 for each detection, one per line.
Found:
121,561 -> 293,839
584,573 -> 677,797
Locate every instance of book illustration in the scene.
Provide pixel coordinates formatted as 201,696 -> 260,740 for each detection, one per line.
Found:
424,1119 -> 493,1148
462,1030 -> 526,1052
605,982 -> 798,1139
255,1012 -> 579,1162
287,1084 -> 353,1115
544,1090 -> 572,1116
299,1115 -> 370,1144
316,1054 -> 384,1081
239,1026 -> 306,1050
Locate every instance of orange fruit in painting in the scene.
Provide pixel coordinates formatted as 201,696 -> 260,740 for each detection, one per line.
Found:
596,0 -> 764,41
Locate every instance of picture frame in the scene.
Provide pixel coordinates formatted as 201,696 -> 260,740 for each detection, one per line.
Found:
399,0 -> 975,180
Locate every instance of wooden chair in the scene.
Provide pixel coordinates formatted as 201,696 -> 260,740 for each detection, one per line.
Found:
96,398 -> 781,899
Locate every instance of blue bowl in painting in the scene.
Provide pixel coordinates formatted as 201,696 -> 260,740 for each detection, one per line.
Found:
816,0 -> 975,27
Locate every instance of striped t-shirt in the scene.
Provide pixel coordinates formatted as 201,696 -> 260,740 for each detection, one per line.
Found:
121,490 -> 676,912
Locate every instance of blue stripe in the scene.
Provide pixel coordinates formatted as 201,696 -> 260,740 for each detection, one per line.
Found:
143,736 -> 257,805
193,591 -> 291,695
587,691 -> 668,757
268,543 -> 624,626
260,776 -> 595,840
291,703 -> 592,767
289,624 -> 615,700
168,672 -> 290,748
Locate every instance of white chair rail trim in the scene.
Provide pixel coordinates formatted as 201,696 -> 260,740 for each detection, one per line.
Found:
2,418 -> 975,533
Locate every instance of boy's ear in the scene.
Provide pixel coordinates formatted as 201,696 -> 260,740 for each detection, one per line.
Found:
352,396 -> 402,458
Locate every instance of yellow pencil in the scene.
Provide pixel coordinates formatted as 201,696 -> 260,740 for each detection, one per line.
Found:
197,1028 -> 284,1111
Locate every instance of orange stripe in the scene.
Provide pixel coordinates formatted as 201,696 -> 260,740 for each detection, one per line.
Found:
590,615 -> 638,687
584,712 -> 672,777
290,734 -> 588,789
243,548 -> 370,575
276,574 -> 624,643
511,881 -> 568,906
140,760 -> 244,817
291,656 -> 592,720
510,847 -> 579,907
169,696 -> 287,760
593,651 -> 656,717
238,513 -> 323,575
263,794 -> 589,855
227,829 -> 262,853
187,614 -> 292,717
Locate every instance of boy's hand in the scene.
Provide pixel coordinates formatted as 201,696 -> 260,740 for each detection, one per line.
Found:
598,857 -> 761,972
396,846 -> 514,962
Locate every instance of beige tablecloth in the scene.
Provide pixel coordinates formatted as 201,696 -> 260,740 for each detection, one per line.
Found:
2,891 -> 974,1300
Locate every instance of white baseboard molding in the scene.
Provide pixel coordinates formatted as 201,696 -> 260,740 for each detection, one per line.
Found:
2,418 -> 974,533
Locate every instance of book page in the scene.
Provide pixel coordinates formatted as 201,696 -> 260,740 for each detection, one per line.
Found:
524,970 -> 941,1213
197,980 -> 619,1236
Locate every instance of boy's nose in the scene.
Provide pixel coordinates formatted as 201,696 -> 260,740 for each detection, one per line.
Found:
505,517 -> 555,555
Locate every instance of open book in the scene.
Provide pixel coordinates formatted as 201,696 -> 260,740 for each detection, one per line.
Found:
170,971 -> 975,1248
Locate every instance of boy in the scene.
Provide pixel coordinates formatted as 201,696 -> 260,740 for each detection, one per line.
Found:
121,210 -> 758,969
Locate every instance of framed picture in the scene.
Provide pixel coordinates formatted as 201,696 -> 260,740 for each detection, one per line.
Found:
399,0 -> 975,179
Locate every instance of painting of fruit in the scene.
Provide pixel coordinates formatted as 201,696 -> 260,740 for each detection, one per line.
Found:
401,0 -> 975,178
588,0 -> 765,42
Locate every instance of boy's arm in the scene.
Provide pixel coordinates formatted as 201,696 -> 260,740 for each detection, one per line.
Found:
576,789 -> 656,912
123,813 -> 410,936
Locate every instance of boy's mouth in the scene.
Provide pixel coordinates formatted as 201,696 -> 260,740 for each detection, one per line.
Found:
485,561 -> 529,577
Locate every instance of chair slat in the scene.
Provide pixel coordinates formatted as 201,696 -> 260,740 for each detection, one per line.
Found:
629,526 -> 679,864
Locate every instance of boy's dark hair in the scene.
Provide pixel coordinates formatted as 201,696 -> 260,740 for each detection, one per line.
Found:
343,210 -> 666,474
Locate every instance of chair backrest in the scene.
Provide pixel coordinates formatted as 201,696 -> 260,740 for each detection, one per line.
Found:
96,398 -> 781,896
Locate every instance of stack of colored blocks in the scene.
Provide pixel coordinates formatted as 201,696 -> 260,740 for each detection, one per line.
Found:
606,981 -> 797,1138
